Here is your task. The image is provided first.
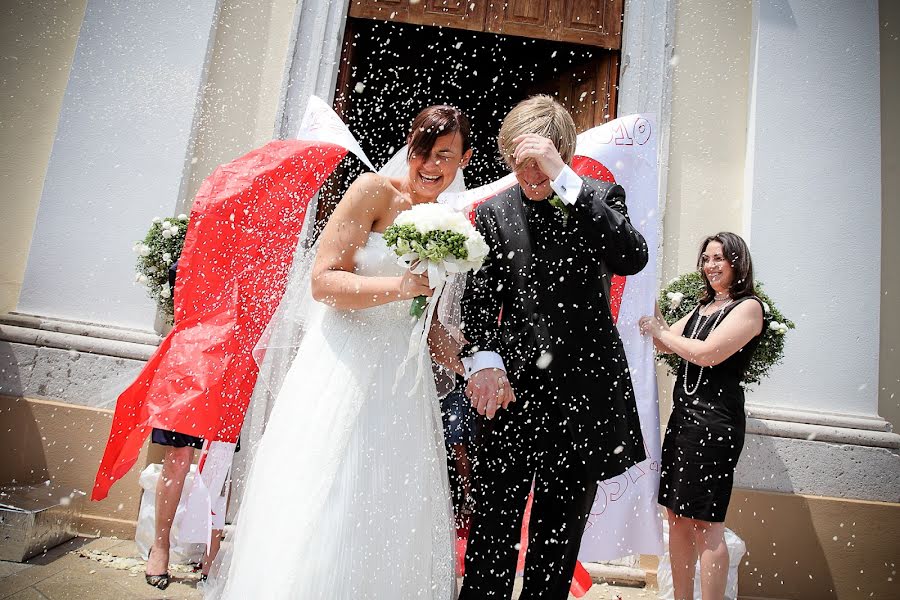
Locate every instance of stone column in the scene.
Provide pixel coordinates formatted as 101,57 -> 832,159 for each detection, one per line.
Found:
2,0 -> 221,404
276,0 -> 351,138
17,0 -> 221,332
738,0 -> 899,501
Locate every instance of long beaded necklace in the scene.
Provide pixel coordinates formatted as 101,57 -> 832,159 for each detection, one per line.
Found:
682,298 -> 734,395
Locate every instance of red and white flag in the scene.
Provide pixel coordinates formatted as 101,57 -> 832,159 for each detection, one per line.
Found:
573,115 -> 666,561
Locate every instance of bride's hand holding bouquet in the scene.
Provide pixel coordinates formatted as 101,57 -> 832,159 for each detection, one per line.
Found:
383,202 -> 489,318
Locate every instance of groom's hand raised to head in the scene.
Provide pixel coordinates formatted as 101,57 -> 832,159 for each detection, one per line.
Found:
466,368 -> 516,420
512,134 -> 566,180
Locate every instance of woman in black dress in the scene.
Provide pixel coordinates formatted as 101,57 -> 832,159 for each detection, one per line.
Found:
639,232 -> 764,600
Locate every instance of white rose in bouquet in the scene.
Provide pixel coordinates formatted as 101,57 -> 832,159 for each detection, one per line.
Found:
383,202 -> 489,317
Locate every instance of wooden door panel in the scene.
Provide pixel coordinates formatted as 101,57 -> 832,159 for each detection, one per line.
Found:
417,0 -> 488,30
351,0 -> 486,31
561,68 -> 600,133
597,51 -> 619,123
526,52 -> 619,132
348,0 -> 411,22
486,0 -> 557,39
558,0 -> 623,49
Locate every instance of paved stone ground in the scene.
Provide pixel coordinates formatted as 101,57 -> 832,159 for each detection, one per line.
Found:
0,537 -> 658,600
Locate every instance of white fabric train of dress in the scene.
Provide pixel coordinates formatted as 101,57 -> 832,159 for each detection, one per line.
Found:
204,232 -> 454,599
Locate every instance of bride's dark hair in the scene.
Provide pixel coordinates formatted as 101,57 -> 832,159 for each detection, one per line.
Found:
406,105 -> 471,161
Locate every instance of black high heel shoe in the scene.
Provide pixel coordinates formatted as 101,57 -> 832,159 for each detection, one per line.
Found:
145,547 -> 171,590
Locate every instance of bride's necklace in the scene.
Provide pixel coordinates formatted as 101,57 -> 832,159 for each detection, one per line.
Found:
682,298 -> 734,395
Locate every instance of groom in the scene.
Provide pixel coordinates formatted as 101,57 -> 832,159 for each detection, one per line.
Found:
458,95 -> 649,599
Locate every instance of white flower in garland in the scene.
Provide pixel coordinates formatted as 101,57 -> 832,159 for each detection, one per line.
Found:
666,291 -> 684,309
177,213 -> 189,221
152,216 -> 162,224
769,320 -> 789,335
161,229 -> 173,239
159,287 -> 171,299
138,244 -> 151,257
162,252 -> 172,264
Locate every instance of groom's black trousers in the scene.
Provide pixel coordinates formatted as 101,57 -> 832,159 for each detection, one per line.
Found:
458,369 -> 598,600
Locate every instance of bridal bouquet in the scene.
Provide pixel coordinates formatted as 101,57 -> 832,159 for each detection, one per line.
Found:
383,203 -> 489,317
658,271 -> 796,386
133,214 -> 190,322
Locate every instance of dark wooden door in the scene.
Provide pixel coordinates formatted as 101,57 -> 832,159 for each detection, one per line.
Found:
524,51 -> 619,132
351,0 -> 623,49
323,5 -> 623,226
349,0 -> 487,31
556,0 -> 623,48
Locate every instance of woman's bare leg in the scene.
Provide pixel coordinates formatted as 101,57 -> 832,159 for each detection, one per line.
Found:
695,520 -> 728,600
201,530 -> 223,576
146,446 -> 194,576
667,509 -> 698,600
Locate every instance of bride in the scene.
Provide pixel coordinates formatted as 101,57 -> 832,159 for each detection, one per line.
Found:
204,106 -> 473,599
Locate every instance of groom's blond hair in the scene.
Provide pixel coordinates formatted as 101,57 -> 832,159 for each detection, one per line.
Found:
498,95 -> 577,170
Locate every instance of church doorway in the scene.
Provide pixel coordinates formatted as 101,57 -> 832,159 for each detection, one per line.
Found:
317,13 -> 621,220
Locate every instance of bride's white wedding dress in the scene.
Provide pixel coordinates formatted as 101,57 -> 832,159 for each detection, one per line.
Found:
205,232 -> 455,599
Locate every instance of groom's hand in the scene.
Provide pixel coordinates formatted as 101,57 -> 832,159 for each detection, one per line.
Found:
512,134 -> 566,180
466,368 -> 516,420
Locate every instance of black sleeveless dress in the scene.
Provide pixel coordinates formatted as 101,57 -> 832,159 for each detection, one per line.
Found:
658,296 -> 764,522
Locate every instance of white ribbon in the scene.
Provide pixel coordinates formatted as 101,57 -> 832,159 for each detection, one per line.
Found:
393,253 -> 454,396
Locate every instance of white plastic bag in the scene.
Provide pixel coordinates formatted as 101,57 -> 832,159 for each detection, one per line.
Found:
134,463 -> 206,564
656,519 -> 745,600
179,441 -> 235,546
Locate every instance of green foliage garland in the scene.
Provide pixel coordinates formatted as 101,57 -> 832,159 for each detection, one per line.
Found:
658,271 -> 796,387
133,215 -> 189,323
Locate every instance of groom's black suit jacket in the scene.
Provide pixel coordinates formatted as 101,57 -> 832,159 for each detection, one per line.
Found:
461,177 -> 649,481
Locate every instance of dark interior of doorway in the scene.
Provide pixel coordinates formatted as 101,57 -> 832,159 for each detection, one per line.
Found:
317,17 -> 615,222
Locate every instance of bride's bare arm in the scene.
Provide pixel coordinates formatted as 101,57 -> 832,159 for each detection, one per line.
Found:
428,320 -> 465,376
311,173 -> 432,310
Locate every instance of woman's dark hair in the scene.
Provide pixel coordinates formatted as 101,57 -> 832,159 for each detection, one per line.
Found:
697,231 -> 755,303
406,105 -> 471,161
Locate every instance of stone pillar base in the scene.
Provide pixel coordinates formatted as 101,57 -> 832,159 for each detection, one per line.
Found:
0,312 -> 157,408
737,403 -> 900,503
